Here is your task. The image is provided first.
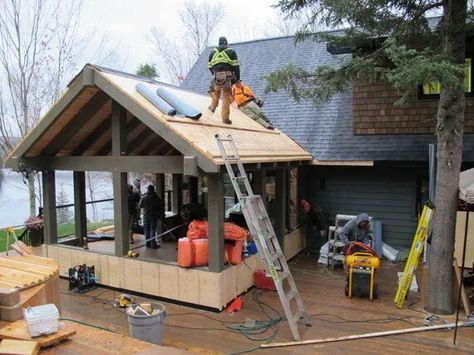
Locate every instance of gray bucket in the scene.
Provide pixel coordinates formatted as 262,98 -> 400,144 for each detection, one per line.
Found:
126,302 -> 167,345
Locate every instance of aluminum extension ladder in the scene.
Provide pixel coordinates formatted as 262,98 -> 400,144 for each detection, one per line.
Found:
215,134 -> 310,341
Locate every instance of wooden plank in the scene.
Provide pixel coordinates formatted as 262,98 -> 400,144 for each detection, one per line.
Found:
0,259 -> 56,276
71,115 -> 111,156
260,323 -> 464,349
178,268 -> 199,303
107,256 -> 122,288
140,262 -> 160,296
159,264 -> 178,300
57,248 -> 72,276
99,254 -> 109,285
123,258 -> 142,291
219,267 -> 237,309
198,271 -> 221,309
0,339 -> 40,355
41,91 -> 110,156
0,320 -> 76,347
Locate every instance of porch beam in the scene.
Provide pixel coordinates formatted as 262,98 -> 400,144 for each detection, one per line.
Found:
14,156 -> 184,173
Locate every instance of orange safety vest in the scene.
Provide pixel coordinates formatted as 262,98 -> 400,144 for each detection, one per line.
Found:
232,84 -> 255,107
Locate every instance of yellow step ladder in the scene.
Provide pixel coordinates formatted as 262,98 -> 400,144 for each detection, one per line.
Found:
394,202 -> 434,308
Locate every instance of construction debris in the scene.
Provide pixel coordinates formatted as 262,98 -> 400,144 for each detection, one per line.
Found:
260,322 -> 472,348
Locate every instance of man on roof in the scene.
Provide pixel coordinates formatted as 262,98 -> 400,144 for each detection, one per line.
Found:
232,80 -> 274,130
208,36 -> 240,125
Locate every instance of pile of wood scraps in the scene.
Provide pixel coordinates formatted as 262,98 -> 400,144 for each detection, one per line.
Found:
0,255 -> 76,352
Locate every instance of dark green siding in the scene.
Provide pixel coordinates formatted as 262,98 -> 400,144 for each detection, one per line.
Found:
302,165 -> 428,249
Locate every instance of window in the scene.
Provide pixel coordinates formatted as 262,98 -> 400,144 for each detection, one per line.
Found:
421,58 -> 472,96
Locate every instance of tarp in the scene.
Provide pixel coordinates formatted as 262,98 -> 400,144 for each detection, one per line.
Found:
459,168 -> 474,203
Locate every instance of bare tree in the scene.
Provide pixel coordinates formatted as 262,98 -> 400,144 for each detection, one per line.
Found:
149,0 -> 224,85
148,28 -> 193,85
179,0 -> 224,59
0,0 -> 117,217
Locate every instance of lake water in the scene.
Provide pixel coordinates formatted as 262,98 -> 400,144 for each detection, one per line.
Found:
0,169 -> 113,228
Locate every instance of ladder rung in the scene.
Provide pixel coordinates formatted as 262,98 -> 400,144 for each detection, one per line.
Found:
271,251 -> 284,262
286,289 -> 297,301
233,176 -> 247,181
279,270 -> 290,281
293,310 -> 304,324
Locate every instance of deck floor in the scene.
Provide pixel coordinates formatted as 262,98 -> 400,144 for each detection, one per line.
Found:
87,232 -> 180,262
56,253 -> 474,354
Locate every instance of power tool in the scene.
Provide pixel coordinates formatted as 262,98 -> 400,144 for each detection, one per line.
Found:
345,241 -> 380,300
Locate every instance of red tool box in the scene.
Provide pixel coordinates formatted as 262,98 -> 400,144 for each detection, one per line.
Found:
254,269 -> 276,291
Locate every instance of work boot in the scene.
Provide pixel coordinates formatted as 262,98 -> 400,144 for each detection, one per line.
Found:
222,118 -> 232,124
266,125 -> 275,130
208,105 -> 216,113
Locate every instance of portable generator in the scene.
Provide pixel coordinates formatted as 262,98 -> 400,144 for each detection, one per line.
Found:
344,242 -> 380,300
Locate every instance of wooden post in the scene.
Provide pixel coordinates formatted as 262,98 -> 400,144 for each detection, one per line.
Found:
112,101 -> 128,256
42,170 -> 57,245
172,174 -> 182,214
73,171 -> 87,246
189,176 -> 198,204
207,173 -> 225,272
252,169 -> 267,208
155,174 -> 165,201
275,169 -> 287,246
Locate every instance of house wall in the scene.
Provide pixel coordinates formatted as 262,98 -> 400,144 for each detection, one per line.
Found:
353,80 -> 474,135
302,165 -> 427,249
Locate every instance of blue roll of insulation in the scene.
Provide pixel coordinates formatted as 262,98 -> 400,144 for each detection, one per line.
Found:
136,83 -> 176,116
156,87 -> 202,120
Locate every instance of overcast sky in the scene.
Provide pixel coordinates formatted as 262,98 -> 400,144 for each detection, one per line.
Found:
82,0 -> 280,73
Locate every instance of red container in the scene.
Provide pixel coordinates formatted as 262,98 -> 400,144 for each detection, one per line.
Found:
254,269 -> 277,291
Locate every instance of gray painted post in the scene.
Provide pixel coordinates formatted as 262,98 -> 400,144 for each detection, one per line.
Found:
207,173 -> 225,272
189,176 -> 198,203
155,173 -> 165,234
275,169 -> 287,246
112,101 -> 129,256
42,170 -> 57,245
172,174 -> 182,214
73,171 -> 87,246
252,169 -> 267,208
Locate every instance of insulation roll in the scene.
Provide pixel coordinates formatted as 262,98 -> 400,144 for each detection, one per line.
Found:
156,87 -> 202,120
136,83 -> 176,116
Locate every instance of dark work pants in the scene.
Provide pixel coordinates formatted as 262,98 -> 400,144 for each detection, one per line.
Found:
143,217 -> 157,248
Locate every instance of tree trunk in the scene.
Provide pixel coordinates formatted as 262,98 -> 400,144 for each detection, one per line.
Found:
28,172 -> 37,217
427,0 -> 467,315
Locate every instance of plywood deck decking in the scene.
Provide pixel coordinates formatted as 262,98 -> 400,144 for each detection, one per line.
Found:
56,253 -> 474,354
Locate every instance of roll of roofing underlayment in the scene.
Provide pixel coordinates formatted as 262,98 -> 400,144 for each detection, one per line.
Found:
156,87 -> 202,120
135,83 -> 176,116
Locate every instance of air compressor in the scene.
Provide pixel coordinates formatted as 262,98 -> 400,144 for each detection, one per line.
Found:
344,241 -> 380,300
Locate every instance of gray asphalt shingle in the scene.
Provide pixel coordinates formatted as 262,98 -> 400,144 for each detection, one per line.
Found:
182,35 -> 474,162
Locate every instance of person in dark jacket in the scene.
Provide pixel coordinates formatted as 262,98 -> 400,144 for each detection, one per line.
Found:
128,185 -> 140,244
138,185 -> 164,248
300,199 -> 329,257
208,36 -> 240,125
338,213 -> 372,245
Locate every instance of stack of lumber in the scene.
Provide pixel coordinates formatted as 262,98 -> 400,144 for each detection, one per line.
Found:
0,256 -> 60,321
0,319 -> 76,350
94,225 -> 114,234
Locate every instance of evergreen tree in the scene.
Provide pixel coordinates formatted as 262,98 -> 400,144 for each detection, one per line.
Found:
266,0 -> 469,314
136,63 -> 159,79
56,186 -> 72,224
